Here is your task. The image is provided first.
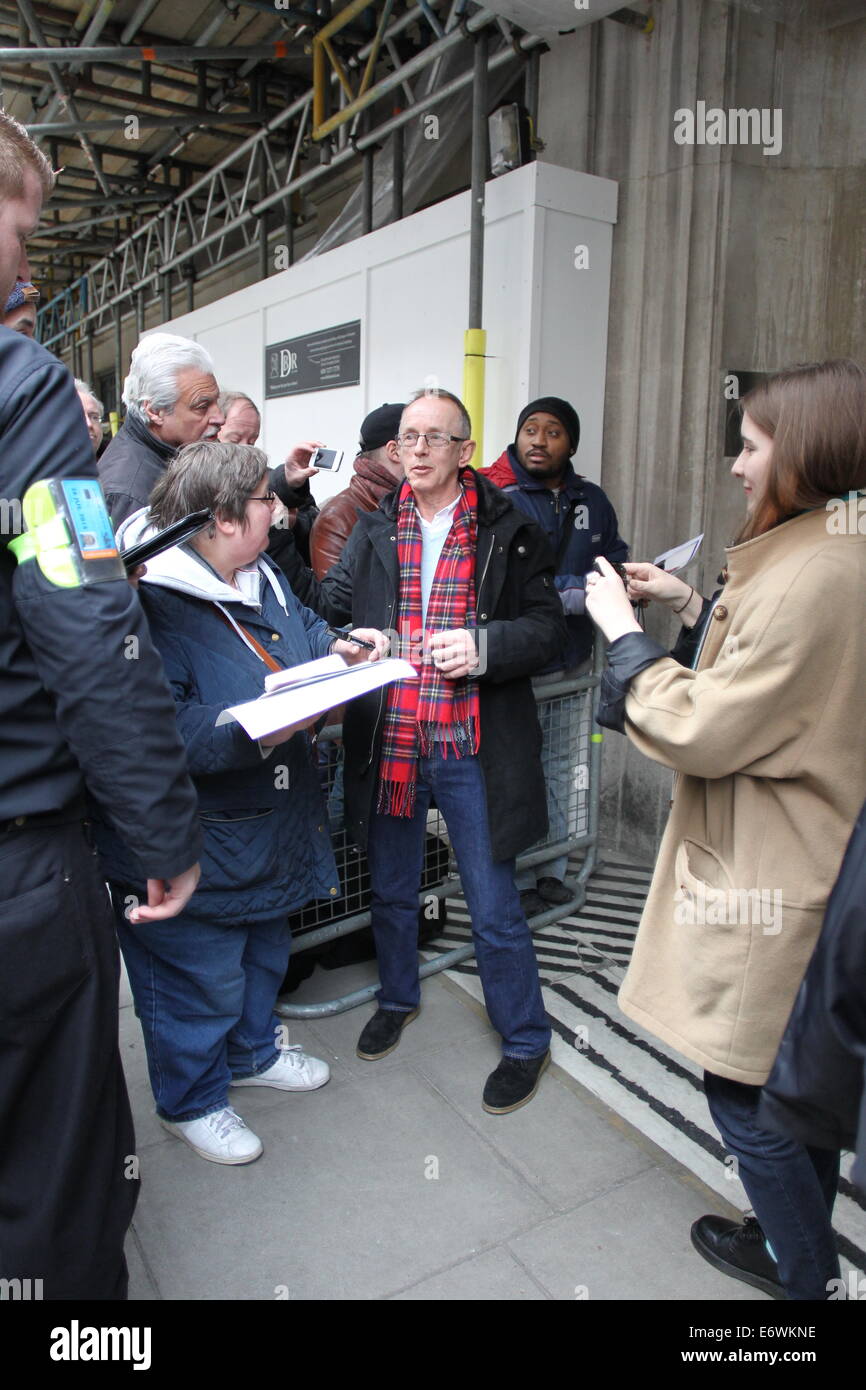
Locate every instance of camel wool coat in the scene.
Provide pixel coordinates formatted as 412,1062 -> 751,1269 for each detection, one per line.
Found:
617,507 -> 866,1085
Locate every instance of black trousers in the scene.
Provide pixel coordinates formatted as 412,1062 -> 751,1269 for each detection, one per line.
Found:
0,818 -> 139,1299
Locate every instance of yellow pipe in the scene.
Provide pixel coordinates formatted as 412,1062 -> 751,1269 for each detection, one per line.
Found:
359,1 -> 391,97
315,0 -> 376,45
313,86 -> 376,142
109,409 -> 120,437
462,327 -> 486,469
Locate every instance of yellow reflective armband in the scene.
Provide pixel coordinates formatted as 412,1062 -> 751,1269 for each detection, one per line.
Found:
8,478 -> 125,587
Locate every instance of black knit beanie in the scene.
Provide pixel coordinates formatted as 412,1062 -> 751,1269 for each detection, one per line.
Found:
360,402 -> 406,452
515,397 -> 580,455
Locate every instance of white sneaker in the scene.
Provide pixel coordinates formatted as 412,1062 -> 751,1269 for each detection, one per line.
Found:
160,1105 -> 263,1165
231,1044 -> 330,1092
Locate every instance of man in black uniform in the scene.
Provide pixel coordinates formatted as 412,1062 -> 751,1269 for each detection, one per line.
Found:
0,110 -> 201,1299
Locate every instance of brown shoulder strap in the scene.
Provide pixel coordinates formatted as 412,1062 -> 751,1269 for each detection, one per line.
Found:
213,606 -> 284,674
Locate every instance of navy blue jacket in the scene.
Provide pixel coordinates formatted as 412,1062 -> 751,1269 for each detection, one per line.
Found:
481,446 -> 628,669
97,527 -> 339,922
0,328 -> 199,877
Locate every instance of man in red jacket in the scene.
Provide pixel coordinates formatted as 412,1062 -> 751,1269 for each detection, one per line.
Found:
310,402 -> 405,578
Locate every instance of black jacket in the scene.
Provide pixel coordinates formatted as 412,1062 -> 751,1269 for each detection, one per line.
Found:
0,329 -> 200,878
759,799 -> 866,1192
318,472 -> 567,862
266,466 -> 322,609
97,412 -> 176,528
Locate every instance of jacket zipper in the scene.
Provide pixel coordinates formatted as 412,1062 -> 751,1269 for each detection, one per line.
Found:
476,531 -> 495,612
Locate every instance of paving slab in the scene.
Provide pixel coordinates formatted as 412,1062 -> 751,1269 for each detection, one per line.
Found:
507,1166 -> 768,1302
122,967 -> 769,1302
130,1057 -> 552,1301
294,959 -> 495,1080
416,1039 -> 656,1212
392,1245 -> 550,1300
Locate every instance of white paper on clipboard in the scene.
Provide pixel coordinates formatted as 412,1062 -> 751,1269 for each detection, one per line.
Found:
215,656 -> 417,741
654,533 -> 703,573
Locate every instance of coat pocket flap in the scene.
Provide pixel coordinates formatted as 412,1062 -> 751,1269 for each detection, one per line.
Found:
675,838 -> 735,895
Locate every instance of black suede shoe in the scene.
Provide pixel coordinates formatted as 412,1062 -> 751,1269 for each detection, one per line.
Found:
690,1215 -> 785,1299
519,889 -> 546,919
537,876 -> 574,906
356,1007 -> 419,1060
482,1050 -> 550,1114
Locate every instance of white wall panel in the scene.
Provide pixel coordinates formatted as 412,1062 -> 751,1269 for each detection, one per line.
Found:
162,161 -> 617,502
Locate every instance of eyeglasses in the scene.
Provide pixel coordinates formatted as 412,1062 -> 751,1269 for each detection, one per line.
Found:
246,490 -> 278,505
84,412 -> 103,425
396,431 -> 468,451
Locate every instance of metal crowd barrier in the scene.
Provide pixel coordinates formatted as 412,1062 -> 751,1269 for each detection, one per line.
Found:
276,647 -> 604,1020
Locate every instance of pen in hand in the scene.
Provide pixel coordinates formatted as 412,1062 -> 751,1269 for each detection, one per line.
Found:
327,627 -> 377,652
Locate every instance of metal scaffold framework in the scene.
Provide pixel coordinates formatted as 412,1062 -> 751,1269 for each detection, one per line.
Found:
19,2 -> 541,361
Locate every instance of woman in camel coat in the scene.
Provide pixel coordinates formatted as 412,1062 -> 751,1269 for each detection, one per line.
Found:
585,359 -> 866,1301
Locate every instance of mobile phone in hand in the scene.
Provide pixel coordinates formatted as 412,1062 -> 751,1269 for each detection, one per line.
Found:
310,447 -> 344,472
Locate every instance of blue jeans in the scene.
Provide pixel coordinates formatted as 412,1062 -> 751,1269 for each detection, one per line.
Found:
366,751 -> 551,1058
114,894 -> 290,1122
704,1071 -> 841,1300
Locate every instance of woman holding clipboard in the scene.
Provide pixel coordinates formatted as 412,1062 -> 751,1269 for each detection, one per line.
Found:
99,440 -> 387,1166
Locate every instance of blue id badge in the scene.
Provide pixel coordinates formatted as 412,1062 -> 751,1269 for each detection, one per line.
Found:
61,478 -> 119,559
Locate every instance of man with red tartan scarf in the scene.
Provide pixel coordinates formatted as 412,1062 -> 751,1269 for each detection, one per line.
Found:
319,388 -> 566,1113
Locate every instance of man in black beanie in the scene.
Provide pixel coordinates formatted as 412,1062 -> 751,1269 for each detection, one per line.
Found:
481,396 -> 628,913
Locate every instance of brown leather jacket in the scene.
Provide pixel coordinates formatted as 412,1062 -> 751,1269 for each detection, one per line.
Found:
309,450 -> 404,578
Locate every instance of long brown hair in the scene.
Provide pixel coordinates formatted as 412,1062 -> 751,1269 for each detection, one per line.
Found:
734,359 -> 866,542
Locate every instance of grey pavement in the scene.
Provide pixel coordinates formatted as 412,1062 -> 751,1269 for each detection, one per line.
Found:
121,959 -> 766,1302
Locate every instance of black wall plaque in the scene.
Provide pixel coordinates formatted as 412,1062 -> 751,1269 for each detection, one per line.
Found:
265,320 -> 361,399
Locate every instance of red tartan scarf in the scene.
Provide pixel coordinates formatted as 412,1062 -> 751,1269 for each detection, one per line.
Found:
376,470 -> 481,818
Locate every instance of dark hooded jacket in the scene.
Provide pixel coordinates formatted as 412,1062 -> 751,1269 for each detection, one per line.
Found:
481,446 -> 628,670
759,799 -> 866,1192
316,470 -> 567,862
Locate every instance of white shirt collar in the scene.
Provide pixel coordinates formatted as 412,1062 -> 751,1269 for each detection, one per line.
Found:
418,494 -> 461,529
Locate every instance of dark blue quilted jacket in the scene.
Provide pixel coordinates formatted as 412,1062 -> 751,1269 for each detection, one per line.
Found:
97,520 -> 339,922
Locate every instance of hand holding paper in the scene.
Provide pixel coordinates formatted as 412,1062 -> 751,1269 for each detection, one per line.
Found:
217,653 -> 417,742
623,561 -> 691,606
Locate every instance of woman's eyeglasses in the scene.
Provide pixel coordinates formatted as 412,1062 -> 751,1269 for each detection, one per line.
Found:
246,490 -> 278,505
